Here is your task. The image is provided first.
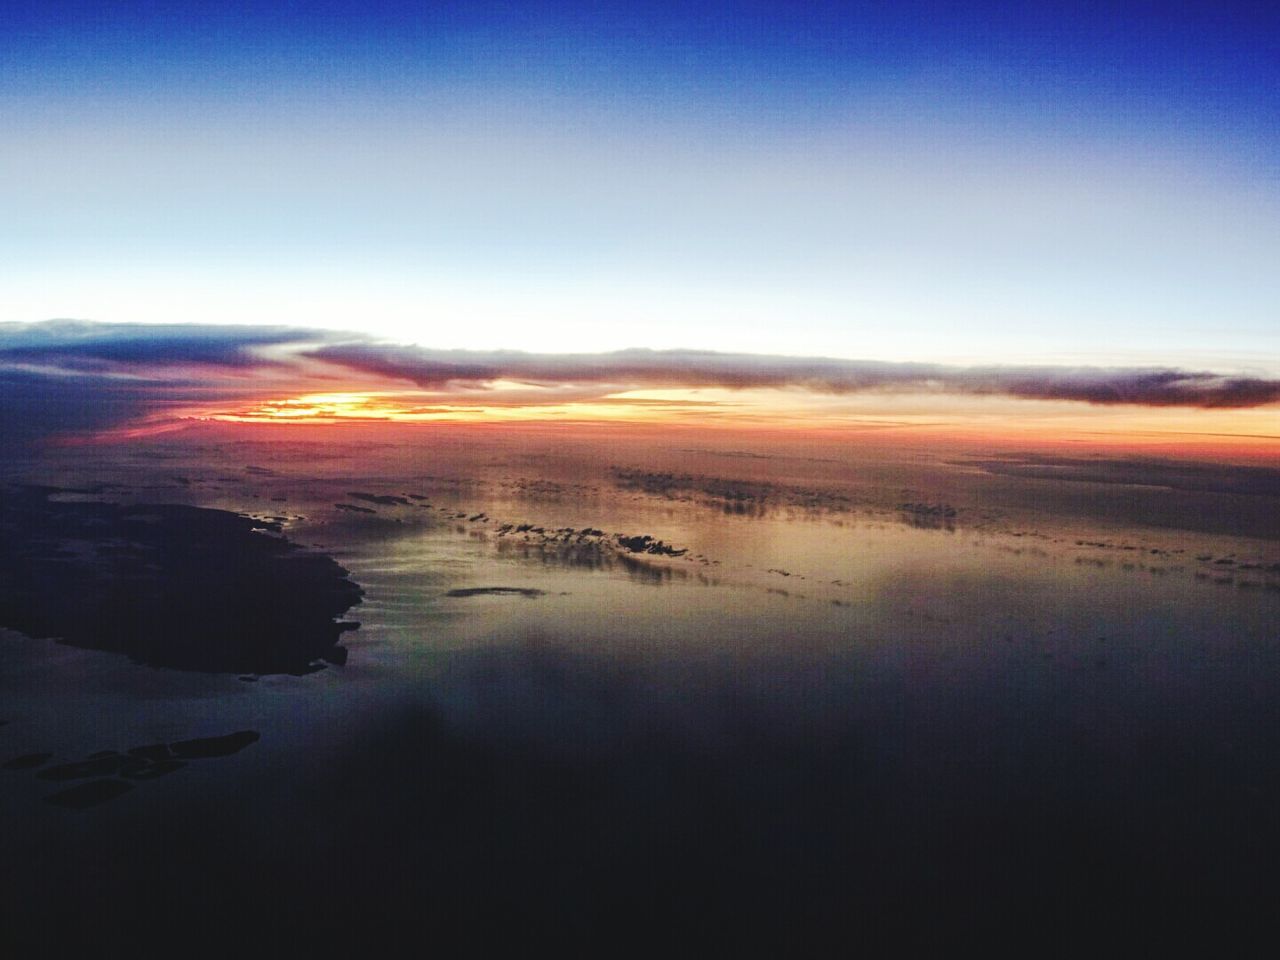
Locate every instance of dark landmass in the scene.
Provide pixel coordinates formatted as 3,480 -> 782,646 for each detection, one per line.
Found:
3,732 -> 261,812
484,520 -> 697,581
43,779 -> 134,809
169,731 -> 260,758
0,486 -> 362,674
615,534 -> 687,556
493,538 -> 692,586
970,455 -> 1280,498
37,755 -> 129,781
492,521 -> 689,559
349,491 -> 411,506
446,587 -> 546,598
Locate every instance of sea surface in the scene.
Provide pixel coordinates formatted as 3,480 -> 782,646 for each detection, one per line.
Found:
3,427 -> 1278,951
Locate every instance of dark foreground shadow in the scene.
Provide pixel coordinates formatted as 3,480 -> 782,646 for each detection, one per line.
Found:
4,732 -> 261,812
4,694 -> 1279,956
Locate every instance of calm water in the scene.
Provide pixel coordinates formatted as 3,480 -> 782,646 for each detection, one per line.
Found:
3,432 -> 1279,950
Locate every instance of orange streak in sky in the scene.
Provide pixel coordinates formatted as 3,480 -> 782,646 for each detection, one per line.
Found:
59,385 -> 1277,463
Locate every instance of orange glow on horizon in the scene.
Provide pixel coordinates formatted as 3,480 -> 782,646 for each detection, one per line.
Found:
194,388 -> 757,426
62,385 -> 1274,461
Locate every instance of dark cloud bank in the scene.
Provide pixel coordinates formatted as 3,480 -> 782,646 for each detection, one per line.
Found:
307,342 -> 1280,409
0,321 -> 337,443
2,321 -> 1277,443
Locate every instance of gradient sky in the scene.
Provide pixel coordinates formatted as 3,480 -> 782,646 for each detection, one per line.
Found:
3,1 -> 1278,373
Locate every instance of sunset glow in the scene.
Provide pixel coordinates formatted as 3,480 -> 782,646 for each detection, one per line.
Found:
5,4 -> 1280,952
2,320 -> 1270,456
169,383 -> 1280,459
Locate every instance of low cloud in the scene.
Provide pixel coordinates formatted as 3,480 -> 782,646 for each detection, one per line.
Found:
306,343 -> 1280,409
2,321 -> 1277,445
0,320 -> 346,372
0,321 -> 351,445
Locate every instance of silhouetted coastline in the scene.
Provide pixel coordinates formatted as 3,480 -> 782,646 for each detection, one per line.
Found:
0,486 -> 362,674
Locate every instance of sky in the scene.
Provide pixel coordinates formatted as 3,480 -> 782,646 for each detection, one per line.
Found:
1,2 -> 1278,446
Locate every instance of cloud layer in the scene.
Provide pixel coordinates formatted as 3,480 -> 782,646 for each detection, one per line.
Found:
0,321 -> 344,443
0,320 -> 332,371
2,321 -> 1277,444
304,343 -> 1280,409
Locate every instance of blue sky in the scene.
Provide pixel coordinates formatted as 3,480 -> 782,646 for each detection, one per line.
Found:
3,2 -> 1278,370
